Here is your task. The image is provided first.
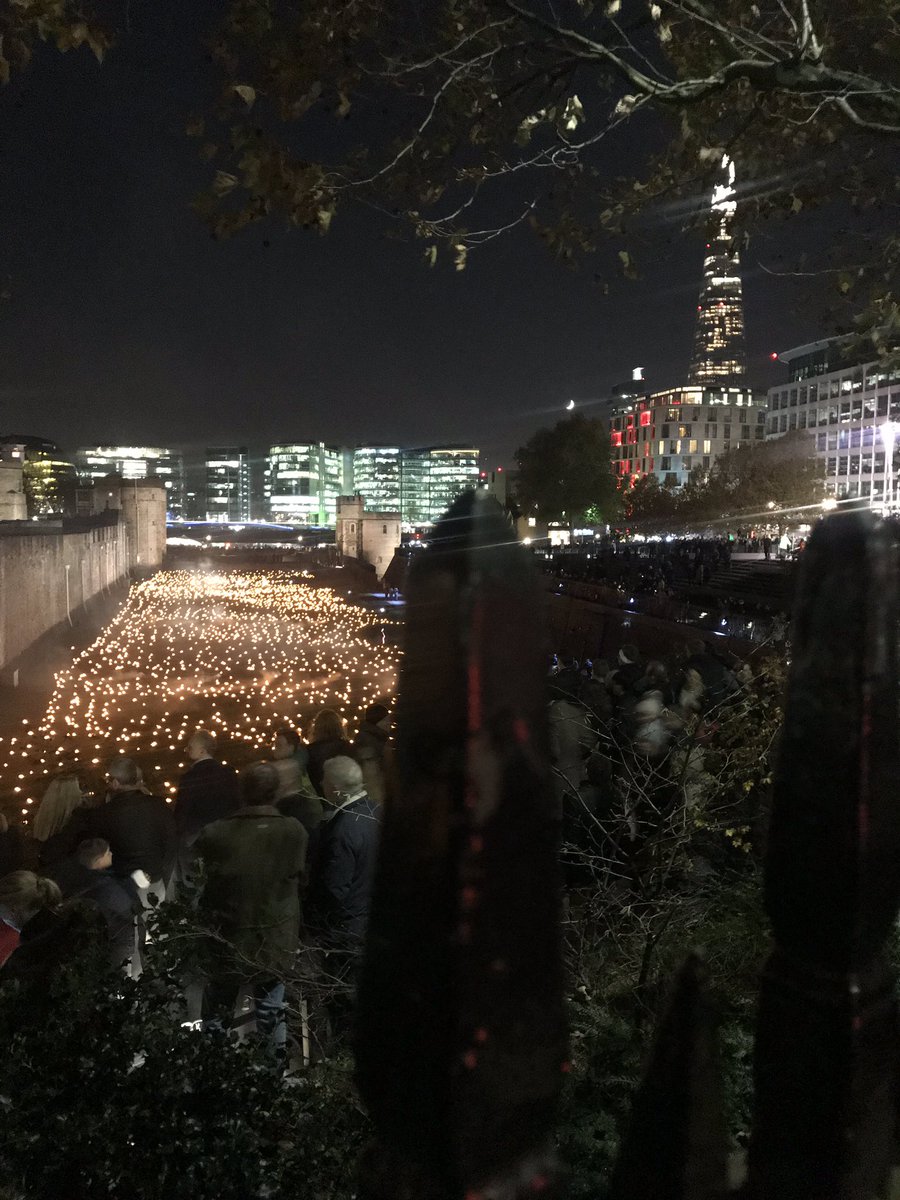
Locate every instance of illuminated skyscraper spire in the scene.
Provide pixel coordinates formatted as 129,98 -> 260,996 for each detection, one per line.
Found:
689,155 -> 746,386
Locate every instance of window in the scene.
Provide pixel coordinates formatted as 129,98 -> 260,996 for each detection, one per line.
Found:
789,414 -> 798,430
798,413 -> 807,430
758,410 -> 767,424
790,388 -> 798,407
827,457 -> 837,474
878,394 -> 889,416
703,440 -> 712,454
683,456 -> 692,470
817,433 -> 827,451
851,398 -> 862,421
742,424 -> 751,439
660,456 -> 671,471
689,439 -> 698,453
678,425 -> 689,438
703,456 -> 710,468
840,401 -> 852,423
755,428 -> 765,440
350,523 -> 355,533
382,524 -> 387,534
661,424 -> 670,439
779,415 -> 788,432
723,424 -> 731,438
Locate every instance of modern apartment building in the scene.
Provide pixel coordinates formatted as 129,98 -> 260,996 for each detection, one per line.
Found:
205,447 -> 251,522
352,446 -> 402,513
351,444 -> 479,527
75,446 -> 185,518
609,385 -> 767,488
766,340 -> 900,507
266,443 -> 350,525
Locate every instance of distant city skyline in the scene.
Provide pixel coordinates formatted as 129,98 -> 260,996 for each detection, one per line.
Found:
0,0 -> 819,468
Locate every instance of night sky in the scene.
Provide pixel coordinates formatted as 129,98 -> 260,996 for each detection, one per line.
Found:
0,1 -> 820,467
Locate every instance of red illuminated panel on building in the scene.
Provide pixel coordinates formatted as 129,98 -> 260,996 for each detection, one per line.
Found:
626,429 -> 637,445
639,411 -> 651,426
611,431 -> 622,447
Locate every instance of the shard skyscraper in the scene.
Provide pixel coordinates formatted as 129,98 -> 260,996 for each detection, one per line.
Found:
689,155 -> 747,387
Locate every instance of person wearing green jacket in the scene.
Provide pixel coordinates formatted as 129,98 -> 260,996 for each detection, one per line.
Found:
196,762 -> 307,1050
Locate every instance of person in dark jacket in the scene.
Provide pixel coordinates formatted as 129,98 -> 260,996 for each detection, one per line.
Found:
50,838 -> 142,972
352,704 -> 392,806
272,727 -> 322,842
306,709 -> 354,797
0,812 -> 26,878
196,762 -> 308,1047
313,756 -> 381,946
172,730 -> 240,886
90,756 -> 176,906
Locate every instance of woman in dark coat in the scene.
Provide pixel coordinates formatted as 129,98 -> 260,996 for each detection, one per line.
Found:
306,709 -> 354,797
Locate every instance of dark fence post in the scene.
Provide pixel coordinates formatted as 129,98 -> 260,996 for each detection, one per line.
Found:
609,953 -> 729,1200
749,512 -> 900,1198
355,492 -> 569,1200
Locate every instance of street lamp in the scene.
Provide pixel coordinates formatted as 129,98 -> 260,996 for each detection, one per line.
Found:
880,420 -> 899,516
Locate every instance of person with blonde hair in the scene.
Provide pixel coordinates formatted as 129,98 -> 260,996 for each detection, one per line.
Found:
0,870 -> 106,986
306,708 -> 353,797
32,775 -> 89,871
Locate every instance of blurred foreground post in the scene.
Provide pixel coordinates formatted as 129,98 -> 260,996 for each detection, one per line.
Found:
355,492 -> 568,1200
750,511 -> 900,1198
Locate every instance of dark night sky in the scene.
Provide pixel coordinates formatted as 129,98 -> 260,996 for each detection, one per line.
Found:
0,1 -> 820,466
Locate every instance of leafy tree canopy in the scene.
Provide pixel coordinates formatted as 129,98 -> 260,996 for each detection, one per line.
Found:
0,0 -> 109,83
625,430 -> 826,530
189,0 -> 900,347
515,414 -> 618,523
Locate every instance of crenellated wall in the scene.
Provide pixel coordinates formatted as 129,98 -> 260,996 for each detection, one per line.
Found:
0,514 -> 131,668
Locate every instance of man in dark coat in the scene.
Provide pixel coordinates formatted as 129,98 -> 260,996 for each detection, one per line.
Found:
90,756 -> 176,906
313,756 -> 381,946
352,703 -> 392,805
196,762 -> 307,1047
172,730 -> 240,886
50,838 -> 142,971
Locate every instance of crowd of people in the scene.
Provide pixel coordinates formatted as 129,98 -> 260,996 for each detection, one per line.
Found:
547,635 -> 757,884
0,622 -> 765,1059
0,702 -> 392,1056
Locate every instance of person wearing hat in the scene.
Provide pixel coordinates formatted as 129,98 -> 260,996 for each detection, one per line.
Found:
352,703 -> 393,806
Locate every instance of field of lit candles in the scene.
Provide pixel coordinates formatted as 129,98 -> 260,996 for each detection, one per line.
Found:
0,568 -> 401,823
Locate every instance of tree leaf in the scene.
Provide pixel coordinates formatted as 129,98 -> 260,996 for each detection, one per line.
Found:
234,84 -> 256,108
